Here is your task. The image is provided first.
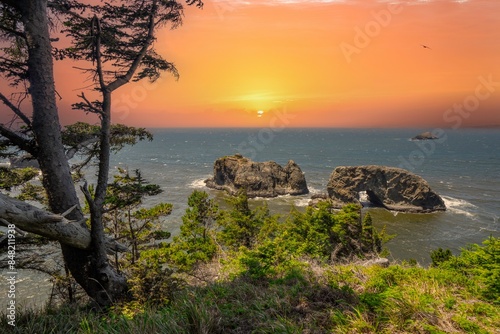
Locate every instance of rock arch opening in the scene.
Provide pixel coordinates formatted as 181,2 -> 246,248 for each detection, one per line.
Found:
327,165 -> 446,213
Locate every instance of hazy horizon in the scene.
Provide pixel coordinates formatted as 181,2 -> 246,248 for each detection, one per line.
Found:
140,124 -> 500,129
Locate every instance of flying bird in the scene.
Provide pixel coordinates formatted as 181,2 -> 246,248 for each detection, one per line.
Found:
421,44 -> 432,50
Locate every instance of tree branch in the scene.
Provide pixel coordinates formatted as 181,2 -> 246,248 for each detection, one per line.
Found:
0,193 -> 90,248
91,15 -> 106,91
66,136 -> 99,160
107,0 -> 157,92
0,92 -> 32,126
71,154 -> 93,175
80,180 -> 96,214
0,123 -> 36,155
0,23 -> 27,40
77,92 -> 102,114
47,1 -> 86,20
0,193 -> 127,253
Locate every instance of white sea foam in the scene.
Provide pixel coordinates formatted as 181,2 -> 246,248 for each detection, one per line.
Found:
359,191 -> 368,202
252,196 -> 272,201
188,177 -> 209,189
251,194 -> 310,205
294,198 -> 311,207
442,196 -> 477,219
307,186 -> 324,195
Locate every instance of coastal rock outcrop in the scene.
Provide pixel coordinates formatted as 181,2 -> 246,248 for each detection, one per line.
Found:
205,154 -> 309,198
412,131 -> 439,140
9,155 -> 39,168
326,165 -> 446,213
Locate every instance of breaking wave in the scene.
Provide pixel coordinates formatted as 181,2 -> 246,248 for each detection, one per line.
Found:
442,196 -> 478,219
188,177 -> 209,189
294,198 -> 311,207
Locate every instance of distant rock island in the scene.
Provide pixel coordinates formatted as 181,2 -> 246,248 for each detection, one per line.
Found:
412,131 -> 438,140
326,165 -> 446,213
205,154 -> 309,198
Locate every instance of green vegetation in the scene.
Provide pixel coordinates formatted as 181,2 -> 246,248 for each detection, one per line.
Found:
430,247 -> 453,267
2,190 -> 499,333
166,190 -> 220,272
0,167 -> 39,191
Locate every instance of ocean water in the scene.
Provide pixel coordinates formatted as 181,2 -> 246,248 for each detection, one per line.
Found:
1,127 -> 499,309
109,127 -> 500,265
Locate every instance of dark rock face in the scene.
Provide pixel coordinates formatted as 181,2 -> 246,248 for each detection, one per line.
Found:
205,155 -> 309,198
327,165 -> 446,213
412,131 -> 439,140
9,155 -> 39,168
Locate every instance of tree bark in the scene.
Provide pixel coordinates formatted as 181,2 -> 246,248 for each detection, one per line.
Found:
0,194 -> 90,248
81,91 -> 128,306
17,0 -> 126,306
0,193 -> 127,252
21,0 -> 78,214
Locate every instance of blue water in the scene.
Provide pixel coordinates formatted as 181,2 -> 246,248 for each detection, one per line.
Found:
110,128 -> 500,265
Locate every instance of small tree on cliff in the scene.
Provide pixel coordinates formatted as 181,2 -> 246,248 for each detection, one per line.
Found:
0,0 -> 203,305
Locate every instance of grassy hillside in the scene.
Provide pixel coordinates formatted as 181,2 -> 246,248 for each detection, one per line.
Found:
2,191 -> 499,333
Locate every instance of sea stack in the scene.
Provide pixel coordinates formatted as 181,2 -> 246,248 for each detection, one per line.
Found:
412,131 -> 439,140
205,154 -> 309,198
326,165 -> 446,213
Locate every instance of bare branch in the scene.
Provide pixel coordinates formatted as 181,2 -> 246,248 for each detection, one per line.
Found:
71,153 -> 93,173
0,123 -> 36,155
77,92 -> 102,114
66,136 -> 99,160
0,193 -> 127,253
80,180 -> 95,212
91,15 -> 105,90
0,218 -> 28,236
0,91 -> 31,126
0,193 -> 90,248
60,205 -> 79,218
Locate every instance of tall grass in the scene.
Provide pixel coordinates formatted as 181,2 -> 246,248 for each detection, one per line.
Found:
3,260 -> 499,333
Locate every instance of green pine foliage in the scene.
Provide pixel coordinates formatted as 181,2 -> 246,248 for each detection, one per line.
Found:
0,166 -> 39,190
217,190 -> 273,250
99,168 -> 175,305
5,246 -> 500,333
275,202 -> 385,263
3,187 -> 499,333
166,190 -> 219,272
430,247 -> 453,267
62,122 -> 153,153
0,166 -> 51,206
215,197 -> 388,281
437,236 -> 500,304
103,168 -> 171,266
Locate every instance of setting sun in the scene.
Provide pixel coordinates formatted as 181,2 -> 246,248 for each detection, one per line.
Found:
1,0 -> 499,128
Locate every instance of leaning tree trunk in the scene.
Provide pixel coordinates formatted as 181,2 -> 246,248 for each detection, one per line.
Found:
19,0 -> 126,305
82,90 -> 128,305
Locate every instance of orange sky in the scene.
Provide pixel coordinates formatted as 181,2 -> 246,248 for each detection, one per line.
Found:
2,0 -> 500,128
